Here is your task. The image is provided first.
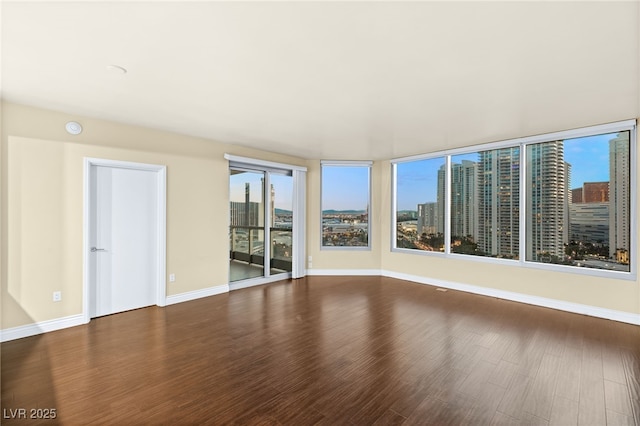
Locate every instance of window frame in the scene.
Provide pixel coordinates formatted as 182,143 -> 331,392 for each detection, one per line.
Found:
225,153 -> 307,280
391,119 -> 637,280
321,160 -> 373,251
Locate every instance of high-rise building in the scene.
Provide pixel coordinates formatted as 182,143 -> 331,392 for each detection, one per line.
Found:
450,160 -> 477,238
436,161 -> 477,238
436,166 -> 446,235
571,182 -> 610,204
229,181 -> 264,227
564,162 -> 571,244
569,181 -> 610,246
417,202 -> 438,236
582,182 -> 609,203
270,183 -> 275,227
526,141 -> 566,261
572,188 -> 583,203
477,148 -> 520,257
609,132 -> 630,258
570,202 -> 609,244
230,200 -> 261,226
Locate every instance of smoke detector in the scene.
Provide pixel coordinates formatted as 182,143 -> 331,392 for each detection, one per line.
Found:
65,121 -> 83,135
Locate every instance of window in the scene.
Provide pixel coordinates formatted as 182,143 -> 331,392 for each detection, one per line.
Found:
451,148 -> 520,259
526,131 -> 631,272
392,120 -> 635,278
321,161 -> 371,249
395,157 -> 445,252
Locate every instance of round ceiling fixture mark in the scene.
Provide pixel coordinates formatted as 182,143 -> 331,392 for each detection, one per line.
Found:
106,64 -> 127,74
65,121 -> 83,135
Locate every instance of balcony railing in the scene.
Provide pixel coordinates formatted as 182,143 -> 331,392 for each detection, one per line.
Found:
230,226 -> 292,272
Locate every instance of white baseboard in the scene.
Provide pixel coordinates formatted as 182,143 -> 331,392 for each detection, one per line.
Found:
229,274 -> 293,291
382,269 -> 640,326
306,268 -> 382,276
3,272 -> 637,343
1,285 -> 230,342
0,314 -> 86,343
165,284 -> 229,306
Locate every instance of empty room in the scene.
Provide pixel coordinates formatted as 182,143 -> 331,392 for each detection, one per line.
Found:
1,1 -> 640,425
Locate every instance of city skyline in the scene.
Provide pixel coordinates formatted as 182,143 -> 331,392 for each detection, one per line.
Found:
396,132 -> 616,211
230,171 -> 293,211
230,132 -> 619,213
397,131 -> 630,270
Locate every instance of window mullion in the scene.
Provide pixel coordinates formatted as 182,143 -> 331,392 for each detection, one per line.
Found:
519,142 -> 527,265
444,155 -> 452,255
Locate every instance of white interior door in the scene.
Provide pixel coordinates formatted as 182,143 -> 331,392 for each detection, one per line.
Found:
89,165 -> 158,317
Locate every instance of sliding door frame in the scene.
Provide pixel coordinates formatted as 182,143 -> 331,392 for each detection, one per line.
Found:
225,154 -> 307,290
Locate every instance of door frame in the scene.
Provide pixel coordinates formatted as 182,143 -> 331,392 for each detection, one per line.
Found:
225,154 -> 307,290
82,157 -> 167,323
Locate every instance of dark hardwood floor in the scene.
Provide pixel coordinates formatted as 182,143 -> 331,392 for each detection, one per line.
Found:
2,276 -> 640,425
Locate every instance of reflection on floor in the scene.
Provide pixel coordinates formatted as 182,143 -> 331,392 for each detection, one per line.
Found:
229,260 -> 287,282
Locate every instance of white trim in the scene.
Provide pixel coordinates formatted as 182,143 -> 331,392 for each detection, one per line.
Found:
165,284 -> 229,306
224,153 -> 307,172
83,157 -> 167,323
83,160 -> 91,323
306,268 -> 382,276
390,121 -> 637,281
229,273 -> 292,291
264,171 -> 272,279
292,170 -> 307,279
321,246 -> 372,252
156,167 -> 168,306
0,314 -> 85,342
391,119 -> 637,163
320,162 -> 372,251
381,270 -> 640,326
390,246 -> 635,281
391,247 -> 447,257
629,124 -> 638,278
444,155 -> 451,254
519,143 -> 527,264
3,269 -> 638,342
390,162 -> 398,252
226,155 -> 306,282
320,160 -> 373,167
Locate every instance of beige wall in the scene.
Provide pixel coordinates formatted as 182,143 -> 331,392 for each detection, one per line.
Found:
1,102 -> 307,329
2,101 -> 639,333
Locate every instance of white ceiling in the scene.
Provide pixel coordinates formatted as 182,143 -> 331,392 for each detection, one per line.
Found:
2,1 -> 639,160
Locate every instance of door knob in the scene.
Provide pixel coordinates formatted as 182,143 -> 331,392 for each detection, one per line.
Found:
91,247 -> 106,252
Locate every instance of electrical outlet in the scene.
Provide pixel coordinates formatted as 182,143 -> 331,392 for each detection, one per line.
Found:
169,274 -> 176,282
308,256 -> 312,262
53,291 -> 62,302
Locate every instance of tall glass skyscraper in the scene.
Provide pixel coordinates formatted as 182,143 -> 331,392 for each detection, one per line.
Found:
450,160 -> 477,239
477,147 -> 520,258
609,132 -> 630,259
526,141 -> 567,261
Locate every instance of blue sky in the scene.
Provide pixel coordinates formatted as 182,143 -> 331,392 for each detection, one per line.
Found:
564,133 -> 612,187
230,167 -> 370,212
230,171 -> 293,211
230,131 -> 622,213
321,166 -> 370,211
394,132 -> 620,211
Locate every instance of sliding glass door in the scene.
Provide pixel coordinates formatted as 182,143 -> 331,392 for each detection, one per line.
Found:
229,167 -> 293,283
269,173 -> 294,275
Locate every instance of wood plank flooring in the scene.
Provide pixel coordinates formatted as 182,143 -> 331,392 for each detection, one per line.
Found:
2,276 -> 640,425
